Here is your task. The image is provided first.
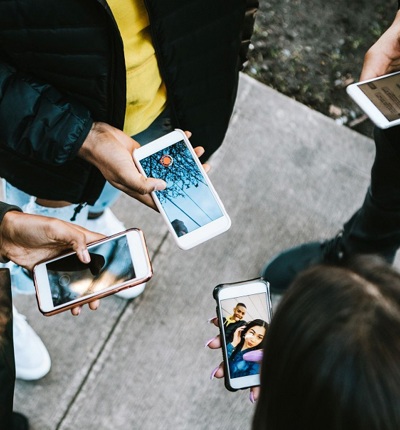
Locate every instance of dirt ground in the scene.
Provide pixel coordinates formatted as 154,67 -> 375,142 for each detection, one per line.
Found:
244,0 -> 396,138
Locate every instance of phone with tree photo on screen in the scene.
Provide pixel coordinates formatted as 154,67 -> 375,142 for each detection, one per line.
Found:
133,129 -> 231,250
213,278 -> 272,391
346,71 -> 400,128
33,229 -> 152,316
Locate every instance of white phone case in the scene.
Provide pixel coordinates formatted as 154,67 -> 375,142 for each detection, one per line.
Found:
346,71 -> 400,129
133,129 -> 231,250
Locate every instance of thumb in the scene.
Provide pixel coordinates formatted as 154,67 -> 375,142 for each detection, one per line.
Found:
135,175 -> 166,195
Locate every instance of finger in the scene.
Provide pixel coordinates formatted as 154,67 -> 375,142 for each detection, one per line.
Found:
88,300 -> 100,311
183,130 -> 192,139
71,306 -> 81,316
205,334 -> 221,349
207,316 -> 219,327
193,146 -> 205,158
210,362 -> 224,380
243,349 -> 263,363
202,163 -> 211,173
250,386 -> 261,403
129,175 -> 166,196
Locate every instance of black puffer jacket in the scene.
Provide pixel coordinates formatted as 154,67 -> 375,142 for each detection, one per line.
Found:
0,0 -> 258,204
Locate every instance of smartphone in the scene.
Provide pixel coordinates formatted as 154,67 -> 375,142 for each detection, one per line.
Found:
133,129 -> 231,250
33,229 -> 152,316
213,278 -> 272,391
346,71 -> 400,128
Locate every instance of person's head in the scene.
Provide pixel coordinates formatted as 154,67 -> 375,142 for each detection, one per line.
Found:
242,319 -> 268,350
171,219 -> 188,237
253,255 -> 400,430
232,303 -> 247,321
233,319 -> 268,356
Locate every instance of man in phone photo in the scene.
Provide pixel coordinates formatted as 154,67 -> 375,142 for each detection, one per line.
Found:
223,303 -> 248,344
0,1 -> 258,382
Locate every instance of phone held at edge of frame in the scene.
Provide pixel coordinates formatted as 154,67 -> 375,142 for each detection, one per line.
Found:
33,229 -> 152,316
346,70 -> 400,129
213,278 -> 272,391
133,129 -> 231,250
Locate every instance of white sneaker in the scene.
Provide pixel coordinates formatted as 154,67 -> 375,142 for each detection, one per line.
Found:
86,208 -> 125,236
10,264 -> 35,295
87,209 -> 147,300
13,307 -> 51,380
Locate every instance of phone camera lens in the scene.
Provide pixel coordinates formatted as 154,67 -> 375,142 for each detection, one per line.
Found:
59,274 -> 71,287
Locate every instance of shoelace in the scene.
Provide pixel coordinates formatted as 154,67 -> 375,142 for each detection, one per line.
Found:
322,230 -> 345,263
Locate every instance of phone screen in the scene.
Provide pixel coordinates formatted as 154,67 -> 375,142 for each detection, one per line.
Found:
220,291 -> 270,380
358,73 -> 400,122
138,139 -> 224,237
46,235 -> 135,307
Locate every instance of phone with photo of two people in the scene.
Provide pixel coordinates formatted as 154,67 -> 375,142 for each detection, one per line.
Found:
213,278 -> 272,391
133,129 -> 231,250
33,229 -> 152,316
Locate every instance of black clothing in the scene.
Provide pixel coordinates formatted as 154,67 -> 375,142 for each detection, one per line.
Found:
0,0 -> 258,204
223,318 -> 247,344
341,126 -> 400,261
0,268 -> 15,429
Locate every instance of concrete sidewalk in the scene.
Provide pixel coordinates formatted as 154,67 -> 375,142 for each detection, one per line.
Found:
12,73 -> 378,429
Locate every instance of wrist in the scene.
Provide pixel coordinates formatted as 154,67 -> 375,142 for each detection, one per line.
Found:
0,210 -> 21,263
78,121 -> 104,163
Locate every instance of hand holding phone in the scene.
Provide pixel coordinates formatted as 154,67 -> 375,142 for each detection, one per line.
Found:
346,71 -> 400,128
210,278 -> 272,393
133,129 -> 231,249
33,229 -> 152,316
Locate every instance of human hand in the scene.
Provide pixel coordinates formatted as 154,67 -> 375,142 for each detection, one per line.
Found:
206,316 -> 261,403
360,10 -> 400,81
0,210 -> 105,316
79,124 -> 210,209
232,325 -> 245,347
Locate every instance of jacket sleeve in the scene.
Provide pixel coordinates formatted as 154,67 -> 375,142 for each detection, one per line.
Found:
0,202 -> 21,225
0,59 -> 94,165
238,0 -> 259,69
0,202 -> 22,263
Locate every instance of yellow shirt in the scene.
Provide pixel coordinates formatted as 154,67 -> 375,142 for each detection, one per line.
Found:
108,0 -> 167,136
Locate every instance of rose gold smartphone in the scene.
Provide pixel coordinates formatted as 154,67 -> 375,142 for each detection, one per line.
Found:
33,229 -> 152,316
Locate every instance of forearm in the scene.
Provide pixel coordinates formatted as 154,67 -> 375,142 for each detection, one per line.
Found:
0,203 -> 22,263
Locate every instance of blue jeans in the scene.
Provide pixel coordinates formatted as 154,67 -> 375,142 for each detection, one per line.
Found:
3,108 -> 172,220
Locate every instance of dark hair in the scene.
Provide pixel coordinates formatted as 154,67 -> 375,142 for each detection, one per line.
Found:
252,255 -> 400,430
236,303 -> 247,309
231,318 -> 268,360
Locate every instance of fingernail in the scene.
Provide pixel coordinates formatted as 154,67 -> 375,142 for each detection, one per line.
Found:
82,249 -> 90,263
243,350 -> 263,362
210,366 -> 219,380
249,392 -> 256,404
204,336 -> 217,348
154,181 -> 166,191
207,317 -> 217,324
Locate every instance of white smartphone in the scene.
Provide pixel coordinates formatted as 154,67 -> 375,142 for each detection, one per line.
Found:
346,71 -> 400,128
133,129 -> 231,250
213,278 -> 272,391
33,229 -> 152,316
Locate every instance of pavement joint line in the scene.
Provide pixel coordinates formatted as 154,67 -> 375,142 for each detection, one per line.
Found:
55,298 -> 133,430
